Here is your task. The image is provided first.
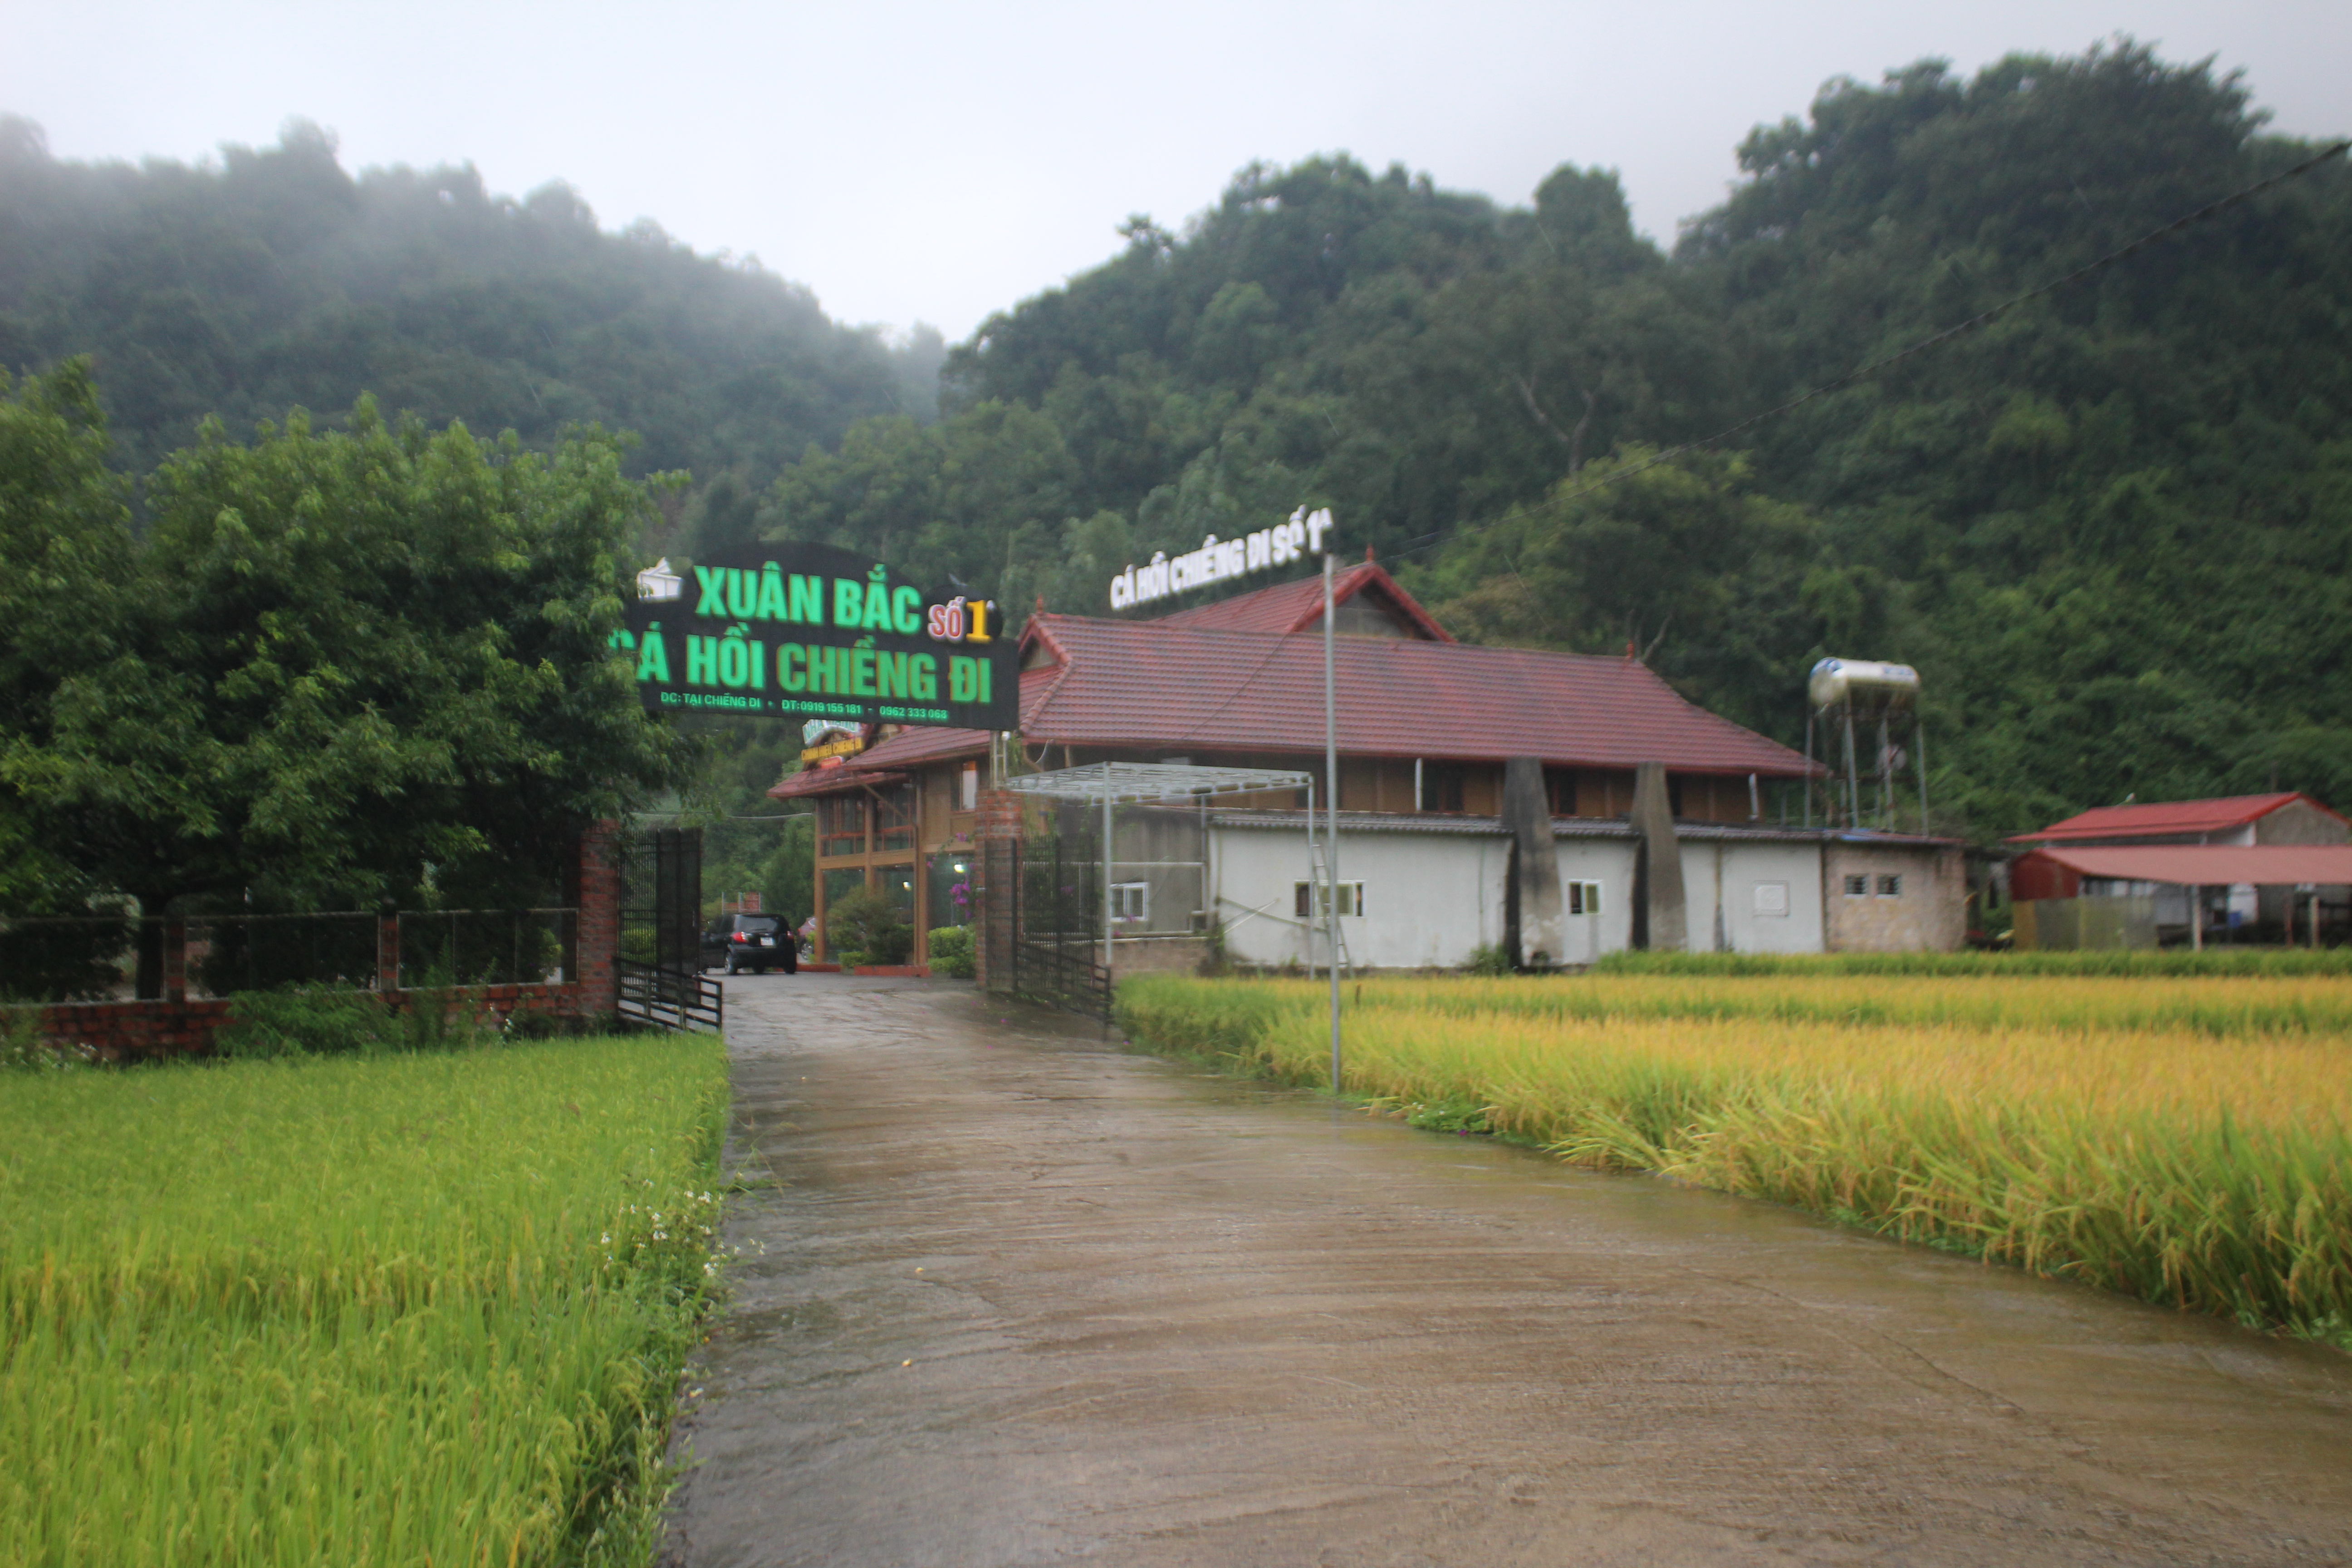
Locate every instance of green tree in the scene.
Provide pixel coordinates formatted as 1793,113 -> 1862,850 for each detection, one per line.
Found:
0,362 -> 132,917
2,393 -> 687,921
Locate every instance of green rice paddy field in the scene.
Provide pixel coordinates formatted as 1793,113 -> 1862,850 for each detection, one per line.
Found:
0,1035 -> 730,1568
1118,960 -> 2352,1348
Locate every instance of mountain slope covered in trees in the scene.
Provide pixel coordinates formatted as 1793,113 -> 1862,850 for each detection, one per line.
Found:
0,117 -> 941,482
760,42 -> 2352,836
5,43 -> 2347,842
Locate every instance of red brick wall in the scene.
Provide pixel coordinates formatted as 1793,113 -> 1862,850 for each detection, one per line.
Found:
31,983 -> 599,1064
972,789 -> 1023,988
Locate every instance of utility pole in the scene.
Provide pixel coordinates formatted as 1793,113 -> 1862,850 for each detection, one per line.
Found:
1324,552 -> 1341,1096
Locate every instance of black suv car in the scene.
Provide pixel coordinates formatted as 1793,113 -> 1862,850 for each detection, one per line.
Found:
701,914 -> 797,975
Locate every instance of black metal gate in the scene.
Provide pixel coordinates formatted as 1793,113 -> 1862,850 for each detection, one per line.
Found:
980,833 -> 1112,1021
618,826 -> 723,1033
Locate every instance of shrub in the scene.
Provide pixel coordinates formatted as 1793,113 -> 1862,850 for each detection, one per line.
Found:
0,1009 -> 89,1073
1462,942 -> 1514,976
828,888 -> 912,966
927,925 -> 975,979
215,986 -> 397,1058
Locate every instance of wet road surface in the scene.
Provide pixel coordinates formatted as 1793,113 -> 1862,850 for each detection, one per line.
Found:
662,974 -> 2352,1566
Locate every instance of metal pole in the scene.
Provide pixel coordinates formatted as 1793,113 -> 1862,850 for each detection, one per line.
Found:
1803,712 -> 1813,828
1324,552 -> 1341,1095
1304,778 -> 1317,974
1102,765 -> 1115,974
1876,716 -> 1891,829
1842,712 -> 1860,828
1915,715 -> 1929,835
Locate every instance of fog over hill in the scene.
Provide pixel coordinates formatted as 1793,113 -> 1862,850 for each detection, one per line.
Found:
0,116 -> 944,482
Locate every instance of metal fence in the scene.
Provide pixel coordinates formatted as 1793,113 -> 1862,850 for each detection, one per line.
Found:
0,908 -> 578,1004
979,836 -> 1114,1021
617,958 -> 724,1034
187,912 -> 380,997
395,908 -> 577,989
0,913 -> 153,1003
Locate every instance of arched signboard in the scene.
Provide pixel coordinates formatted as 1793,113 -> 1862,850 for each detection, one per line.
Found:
615,543 -> 1017,731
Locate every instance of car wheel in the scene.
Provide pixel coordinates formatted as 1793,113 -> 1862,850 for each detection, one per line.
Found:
723,956 -> 738,975
782,952 -> 798,975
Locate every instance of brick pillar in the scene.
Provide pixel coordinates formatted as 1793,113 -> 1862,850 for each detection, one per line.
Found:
972,789 -> 1024,989
575,819 -> 622,1014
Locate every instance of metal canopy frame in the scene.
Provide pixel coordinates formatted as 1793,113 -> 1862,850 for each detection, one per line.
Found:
1001,763 -> 1316,975
1000,761 -> 1312,806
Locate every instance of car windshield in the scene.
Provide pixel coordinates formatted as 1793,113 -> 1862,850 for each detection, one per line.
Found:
736,916 -> 781,932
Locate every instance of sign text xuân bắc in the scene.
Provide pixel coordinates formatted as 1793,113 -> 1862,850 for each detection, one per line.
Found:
616,543 -> 1018,731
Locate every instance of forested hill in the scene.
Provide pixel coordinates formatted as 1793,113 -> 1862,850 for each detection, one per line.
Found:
761,42 -> 2352,835
0,117 -> 941,480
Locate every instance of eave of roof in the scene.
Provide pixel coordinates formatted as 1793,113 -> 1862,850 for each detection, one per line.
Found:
2027,843 -> 2352,884
1208,811 -> 1951,846
2009,792 -> 2341,842
769,767 -> 914,800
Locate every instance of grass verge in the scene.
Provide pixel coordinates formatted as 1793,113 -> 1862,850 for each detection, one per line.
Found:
0,1034 -> 730,1567
1117,973 -> 2352,1349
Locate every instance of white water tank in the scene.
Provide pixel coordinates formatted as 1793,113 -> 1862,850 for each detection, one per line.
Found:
1808,657 -> 1920,714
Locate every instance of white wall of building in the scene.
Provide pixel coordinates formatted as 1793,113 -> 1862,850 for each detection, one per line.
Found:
1211,823 -> 1835,968
1684,840 -> 1826,954
1551,839 -> 1638,963
1210,826 -> 1508,970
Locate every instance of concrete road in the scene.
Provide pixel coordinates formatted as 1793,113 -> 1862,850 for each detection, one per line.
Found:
662,974 -> 2352,1567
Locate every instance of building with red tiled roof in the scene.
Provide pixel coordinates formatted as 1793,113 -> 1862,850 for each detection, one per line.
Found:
2008,792 -> 2346,846
2007,792 -> 2348,944
772,565 -> 1965,968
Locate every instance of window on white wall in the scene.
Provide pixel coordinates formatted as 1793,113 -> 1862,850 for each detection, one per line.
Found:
1877,874 -> 1903,897
1566,880 -> 1602,916
1843,874 -> 1869,897
1110,882 -> 1149,923
1753,881 -> 1790,917
1293,882 -> 1365,917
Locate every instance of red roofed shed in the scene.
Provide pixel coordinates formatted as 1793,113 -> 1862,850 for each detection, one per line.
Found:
2009,793 -> 2346,847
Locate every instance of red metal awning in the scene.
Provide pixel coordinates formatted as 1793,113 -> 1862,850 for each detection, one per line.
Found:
2033,844 -> 2352,886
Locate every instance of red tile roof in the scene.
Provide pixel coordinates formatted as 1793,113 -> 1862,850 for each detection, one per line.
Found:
770,606 -> 1818,799
1016,614 -> 1815,776
2029,843 -> 2352,884
2008,793 -> 2342,843
767,723 -> 992,800
1152,562 -> 1455,642
769,766 -> 913,800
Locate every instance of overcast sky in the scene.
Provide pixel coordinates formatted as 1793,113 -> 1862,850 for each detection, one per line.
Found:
6,1 -> 2347,343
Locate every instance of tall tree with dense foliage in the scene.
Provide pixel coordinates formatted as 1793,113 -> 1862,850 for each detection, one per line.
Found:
0,372 -> 687,918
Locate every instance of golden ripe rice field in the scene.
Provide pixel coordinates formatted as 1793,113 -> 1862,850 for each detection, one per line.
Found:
1117,970 -> 2352,1347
